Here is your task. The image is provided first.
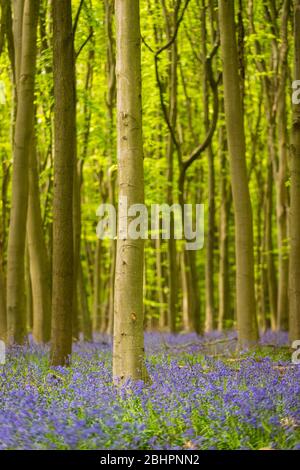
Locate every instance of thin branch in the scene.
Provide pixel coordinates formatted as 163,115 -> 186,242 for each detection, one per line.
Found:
141,35 -> 154,53
73,0 -> 85,36
154,53 -> 182,159
180,41 -> 220,176
142,0 -> 191,159
152,0 -> 191,161
76,30 -> 93,60
155,0 -> 190,57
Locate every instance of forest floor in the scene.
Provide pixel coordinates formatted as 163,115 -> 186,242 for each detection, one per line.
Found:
0,331 -> 299,450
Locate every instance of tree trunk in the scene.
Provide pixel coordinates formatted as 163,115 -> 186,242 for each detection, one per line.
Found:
92,239 -> 102,332
202,0 -> 215,333
181,251 -> 189,331
79,261 -> 92,341
6,0 -> 39,345
166,38 -> 178,334
265,153 -> 278,331
289,0 -> 300,343
218,123 -> 231,331
25,244 -> 33,331
0,262 -> 6,341
0,171 -> 7,341
184,249 -> 201,333
219,0 -> 258,346
255,167 -> 267,332
50,0 -> 75,366
27,136 -> 51,343
104,0 -> 116,337
0,164 -> 10,338
12,0 -> 24,90
113,0 -> 147,383
156,236 -> 167,330
276,0 -> 290,331
72,159 -> 81,341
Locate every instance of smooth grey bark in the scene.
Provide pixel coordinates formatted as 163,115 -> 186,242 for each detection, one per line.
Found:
166,32 -> 178,334
79,261 -> 92,341
276,0 -> 290,331
6,0 -> 39,344
219,0 -> 258,346
217,122 -> 231,331
92,239 -> 102,332
104,0 -> 116,337
27,136 -> 51,343
113,0 -> 147,382
202,1 -> 215,332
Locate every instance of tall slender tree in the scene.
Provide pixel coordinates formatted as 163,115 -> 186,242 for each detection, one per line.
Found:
104,0 -> 117,337
275,0 -> 290,331
202,0 -> 216,332
0,261 -> 6,341
6,0 -> 39,344
113,0 -> 147,382
219,0 -> 258,346
289,0 -> 300,343
217,117 -> 231,331
27,135 -> 51,343
0,0 -> 13,343
50,0 -> 75,366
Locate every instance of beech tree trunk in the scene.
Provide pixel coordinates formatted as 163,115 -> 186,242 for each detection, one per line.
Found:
156,236 -> 167,330
218,123 -> 231,331
202,0 -> 215,333
104,0 -> 116,337
289,0 -> 300,343
12,0 -> 24,89
0,168 -> 6,341
79,262 -> 92,341
265,161 -> 278,331
6,0 -> 39,344
166,39 -> 178,334
27,136 -> 51,343
113,0 -> 147,382
181,251 -> 197,332
50,0 -> 75,366
276,0 -> 290,331
25,245 -> 33,330
219,0 -> 258,346
92,239 -> 102,332
72,156 -> 80,342
0,262 -> 6,341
